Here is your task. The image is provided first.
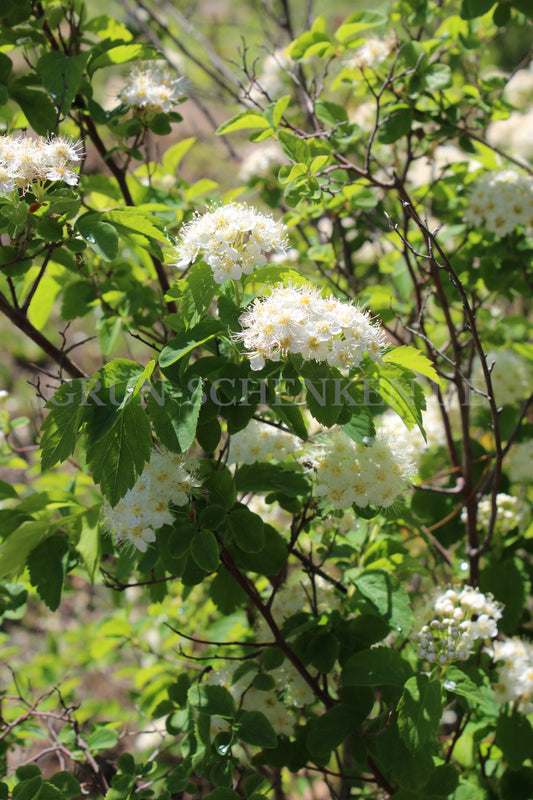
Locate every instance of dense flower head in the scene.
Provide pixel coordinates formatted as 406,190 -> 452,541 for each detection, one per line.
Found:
308,426 -> 416,510
236,282 -> 387,371
472,350 -> 533,407
347,35 -> 395,70
173,202 -> 287,284
119,63 -> 186,113
415,586 -> 503,666
461,492 -> 529,535
0,134 -> 83,193
102,447 -> 197,552
505,440 -> 533,484
465,169 -> 533,235
494,637 -> 533,712
226,418 -> 302,465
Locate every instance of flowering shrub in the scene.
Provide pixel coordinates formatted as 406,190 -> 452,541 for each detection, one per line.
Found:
0,1 -> 533,800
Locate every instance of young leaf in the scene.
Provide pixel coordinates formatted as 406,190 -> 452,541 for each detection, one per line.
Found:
397,674 -> 443,752
147,379 -> 203,453
40,380 -> 86,471
187,684 -> 236,718
27,534 -> 70,612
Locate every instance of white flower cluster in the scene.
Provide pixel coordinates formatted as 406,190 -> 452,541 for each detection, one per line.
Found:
487,111 -> 533,165
0,134 -> 83,194
472,350 -> 533,407
226,419 -> 302,465
462,492 -> 529,535
237,283 -> 387,372
506,440 -> 533,484
102,447 -> 197,552
348,36 -> 395,70
173,202 -> 287,284
415,586 -> 502,665
494,638 -> 533,713
238,142 -> 286,183
465,170 -> 533,236
309,426 -> 416,510
119,63 -> 186,113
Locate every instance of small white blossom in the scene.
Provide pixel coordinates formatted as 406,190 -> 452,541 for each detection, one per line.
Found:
173,202 -> 287,284
119,63 -> 186,113
0,134 -> 83,194
226,419 -> 302,465
494,637 -> 533,713
465,169 -> 533,235
102,446 -> 198,552
236,282 -> 387,371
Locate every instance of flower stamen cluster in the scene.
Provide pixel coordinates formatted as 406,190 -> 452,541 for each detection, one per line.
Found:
173,202 -> 287,284
0,134 -> 83,194
415,586 -> 502,665
226,418 -> 302,465
308,426 -> 415,510
119,63 -> 186,114
237,282 -> 387,371
465,169 -> 533,236
494,637 -> 533,713
102,447 -> 197,552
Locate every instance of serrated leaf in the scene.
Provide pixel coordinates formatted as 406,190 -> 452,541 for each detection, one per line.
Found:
159,320 -> 225,369
277,130 -> 311,165
27,534 -> 69,611
167,260 -> 218,327
397,674 -> 442,752
9,86 -> 56,136
40,380 -> 86,471
86,402 -> 151,506
0,521 -> 49,581
228,505 -> 264,553
341,647 -> 413,687
384,346 -> 442,386
36,52 -> 88,115
147,379 -> 203,453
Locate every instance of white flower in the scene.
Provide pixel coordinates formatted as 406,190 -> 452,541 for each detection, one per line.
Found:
347,36 -> 395,70
465,169 -> 533,235
173,202 -> 287,283
119,63 -> 186,113
0,134 -> 83,194
237,282 -> 387,371
308,426 -> 415,511
226,418 -> 302,465
238,142 -> 286,183
102,446 -> 197,552
494,637 -> 533,713
415,585 -> 502,666
471,350 -> 533,407
505,440 -> 533,484
461,492 -> 529,536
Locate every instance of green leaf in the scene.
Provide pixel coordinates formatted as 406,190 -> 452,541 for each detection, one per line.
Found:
8,86 -> 57,136
341,408 -> 376,445
307,704 -> 358,756
342,647 -> 413,688
397,675 -> 442,752
12,776 -> 43,800
369,360 -> 425,435
385,346 -> 442,386
0,479 -> 19,500
236,710 -> 277,748
378,106 -> 413,144
461,0 -> 496,17
272,95 -> 290,128
209,568 -> 247,614
88,43 -> 161,74
189,528 -> 220,572
87,725 -> 120,753
277,131 -> 311,165
187,684 -> 236,718
425,63 -> 452,91
235,463 -> 310,497
167,260 -> 218,327
75,214 -> 119,261
231,523 -> 288,575
48,773 -> 81,800
76,507 -> 102,583
27,534 -> 70,611
228,505 -> 265,553
353,569 -> 414,633
443,665 -> 497,713
495,708 -> 533,770
511,0 -> 533,19
0,521 -> 49,581
147,379 -> 203,453
35,52 -> 88,115
159,320 -> 225,369
216,111 -> 271,135
203,790 -> 241,800
40,380 -> 86,471
104,209 -> 165,241
335,11 -> 386,42
0,52 -> 13,84
301,362 -> 342,427
309,632 -> 339,674
86,402 -> 152,507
